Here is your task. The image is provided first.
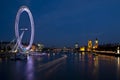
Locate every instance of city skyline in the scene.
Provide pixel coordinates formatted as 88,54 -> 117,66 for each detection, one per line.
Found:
0,0 -> 120,47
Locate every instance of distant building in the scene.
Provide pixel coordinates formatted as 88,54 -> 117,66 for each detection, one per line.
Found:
30,45 -> 36,51
74,43 -> 79,52
0,42 -> 15,52
80,46 -> 85,51
93,38 -> 98,49
37,43 -> 44,51
87,40 -> 92,51
75,43 -> 79,49
63,46 -> 67,52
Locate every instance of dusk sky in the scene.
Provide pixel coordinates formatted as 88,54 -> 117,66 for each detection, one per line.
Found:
0,0 -> 120,47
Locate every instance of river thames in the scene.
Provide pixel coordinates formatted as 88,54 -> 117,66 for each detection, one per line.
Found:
0,52 -> 120,80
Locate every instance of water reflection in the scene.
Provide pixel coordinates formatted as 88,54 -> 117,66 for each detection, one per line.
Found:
71,53 -> 120,80
26,56 -> 34,80
93,55 -> 99,80
0,58 -> 2,62
15,61 -> 22,80
44,59 -> 66,79
80,52 -> 85,61
116,57 -> 120,80
37,55 -> 67,72
0,52 -> 120,80
117,57 -> 120,65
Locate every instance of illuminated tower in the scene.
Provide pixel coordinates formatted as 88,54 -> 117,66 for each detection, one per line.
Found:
88,40 -> 92,51
93,38 -> 98,49
117,47 -> 120,54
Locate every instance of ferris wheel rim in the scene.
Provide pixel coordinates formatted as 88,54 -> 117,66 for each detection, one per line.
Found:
15,6 -> 34,51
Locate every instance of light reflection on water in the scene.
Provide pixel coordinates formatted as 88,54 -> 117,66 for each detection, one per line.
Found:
0,52 -> 120,80
116,57 -> 120,80
26,56 -> 34,80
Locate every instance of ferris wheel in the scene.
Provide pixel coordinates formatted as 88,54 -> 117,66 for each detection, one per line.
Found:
15,6 -> 34,52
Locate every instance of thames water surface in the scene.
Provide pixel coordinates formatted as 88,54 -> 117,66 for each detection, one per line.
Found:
0,52 -> 120,80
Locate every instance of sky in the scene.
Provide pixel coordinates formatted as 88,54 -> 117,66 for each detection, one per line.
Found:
0,0 -> 120,47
